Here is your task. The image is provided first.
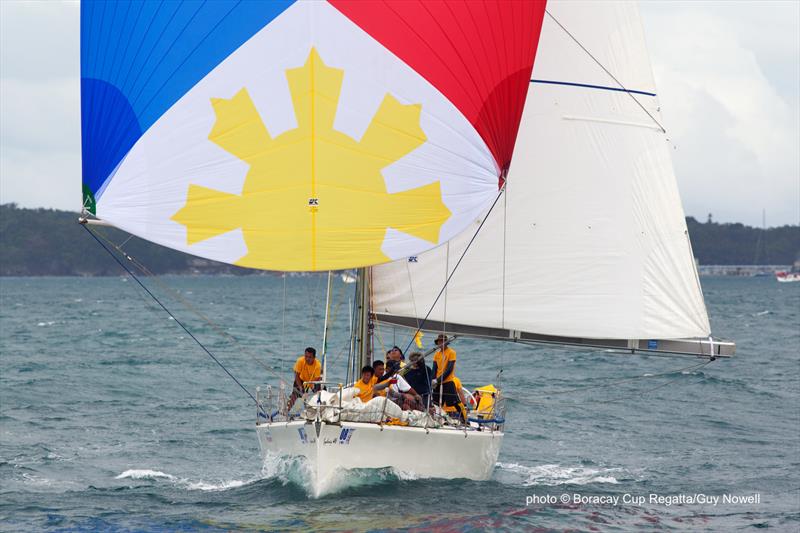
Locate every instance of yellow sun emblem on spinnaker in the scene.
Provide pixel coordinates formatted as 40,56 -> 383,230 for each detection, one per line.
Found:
171,48 -> 451,271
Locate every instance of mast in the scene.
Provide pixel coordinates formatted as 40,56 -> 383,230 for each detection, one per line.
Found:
321,270 -> 333,381
355,267 -> 372,371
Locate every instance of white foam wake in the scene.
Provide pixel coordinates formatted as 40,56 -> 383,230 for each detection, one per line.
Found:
114,468 -> 254,491
116,469 -> 175,480
185,479 -> 249,491
496,462 -> 623,485
259,451 -> 410,498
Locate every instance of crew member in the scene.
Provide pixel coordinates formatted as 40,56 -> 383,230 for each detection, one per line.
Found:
373,360 -> 422,410
370,360 -> 387,397
404,352 -> 432,407
387,346 -> 406,367
430,335 -> 467,422
353,365 -> 374,403
443,376 -> 473,416
286,347 -> 321,411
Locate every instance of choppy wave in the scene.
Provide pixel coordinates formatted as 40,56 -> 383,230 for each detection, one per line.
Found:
258,452 -> 418,498
114,468 -> 255,492
255,455 -> 625,498
115,469 -> 175,481
185,479 -> 249,491
15,472 -> 81,492
496,462 -> 624,485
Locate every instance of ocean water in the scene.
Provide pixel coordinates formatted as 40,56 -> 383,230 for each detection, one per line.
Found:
1,275 -> 798,531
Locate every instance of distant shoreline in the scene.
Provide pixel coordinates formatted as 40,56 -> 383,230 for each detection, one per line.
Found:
1,271 -> 789,279
1,204 -> 798,277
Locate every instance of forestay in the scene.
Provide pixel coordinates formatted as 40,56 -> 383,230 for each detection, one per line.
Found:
372,1 -> 721,349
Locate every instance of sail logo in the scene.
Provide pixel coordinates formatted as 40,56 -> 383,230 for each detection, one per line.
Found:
338,428 -> 355,445
171,48 -> 451,271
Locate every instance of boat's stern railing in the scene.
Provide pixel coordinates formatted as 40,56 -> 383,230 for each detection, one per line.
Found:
468,386 -> 506,432
257,381 -> 348,423
255,385 -> 273,424
255,382 -> 290,424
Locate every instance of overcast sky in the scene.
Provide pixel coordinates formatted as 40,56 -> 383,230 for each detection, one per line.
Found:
1,0 -> 798,227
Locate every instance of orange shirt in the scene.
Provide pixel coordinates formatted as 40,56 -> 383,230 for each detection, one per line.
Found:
293,356 -> 321,387
433,347 -> 456,383
353,379 -> 373,402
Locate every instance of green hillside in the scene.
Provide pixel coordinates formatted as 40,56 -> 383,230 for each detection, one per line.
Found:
1,204 -> 798,276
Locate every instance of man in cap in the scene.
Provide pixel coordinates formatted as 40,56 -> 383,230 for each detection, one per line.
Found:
431,334 -> 467,422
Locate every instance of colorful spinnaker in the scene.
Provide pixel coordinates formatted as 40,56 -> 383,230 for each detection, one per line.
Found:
81,0 -> 546,271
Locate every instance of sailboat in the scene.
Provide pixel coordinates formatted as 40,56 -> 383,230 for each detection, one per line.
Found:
79,1 -> 735,497
776,261 -> 800,283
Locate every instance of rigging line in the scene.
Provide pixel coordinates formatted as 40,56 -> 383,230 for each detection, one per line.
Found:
401,187 -> 506,356
329,336 -> 355,367
351,278 -> 360,380
304,273 -> 324,334
501,182 -> 508,329
544,9 -> 666,133
405,260 -> 421,331
373,314 -> 387,358
443,241 -> 450,339
281,273 -> 287,377
82,224 -> 258,405
369,267 -> 377,363
370,272 -> 387,357
88,227 -> 288,385
326,276 -> 348,334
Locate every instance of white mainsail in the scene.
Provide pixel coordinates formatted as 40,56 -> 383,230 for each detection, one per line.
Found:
372,1 -> 713,344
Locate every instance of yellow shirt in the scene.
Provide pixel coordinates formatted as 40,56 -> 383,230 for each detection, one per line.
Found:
293,356 -> 321,387
433,346 -> 456,383
353,380 -> 373,402
369,375 -> 387,397
444,376 -> 463,413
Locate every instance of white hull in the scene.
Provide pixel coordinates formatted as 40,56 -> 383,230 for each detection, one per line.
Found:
776,273 -> 800,283
256,420 -> 503,497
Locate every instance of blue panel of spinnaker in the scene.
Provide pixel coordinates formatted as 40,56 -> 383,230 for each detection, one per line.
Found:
80,0 -> 295,204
